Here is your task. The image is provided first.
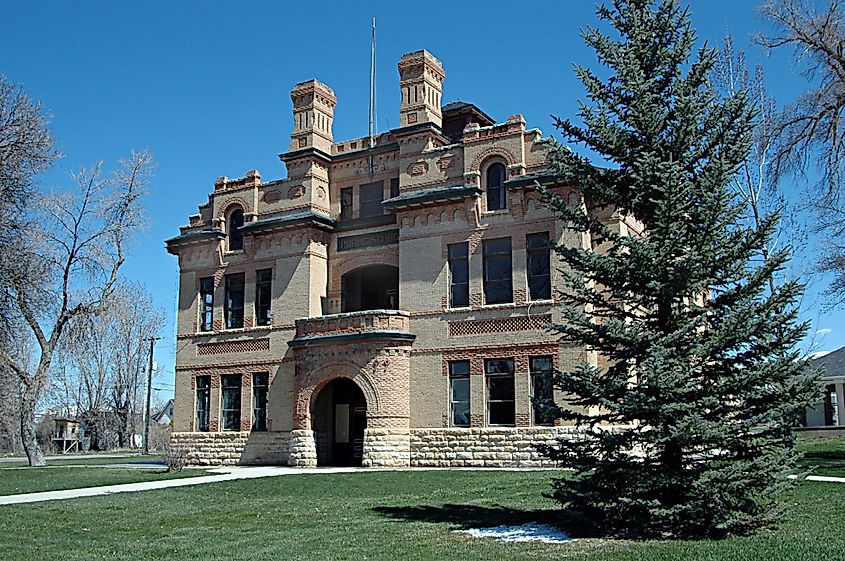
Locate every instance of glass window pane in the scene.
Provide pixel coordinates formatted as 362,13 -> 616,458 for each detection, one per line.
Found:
225,273 -> 245,329
488,401 -> 515,425
451,378 -> 470,402
228,209 -> 244,251
255,268 -> 272,326
485,358 -> 514,374
340,187 -> 353,219
484,237 -> 511,254
530,356 -> 553,373
486,164 -> 507,211
527,233 -> 552,300
483,238 -> 512,304
359,182 -> 384,217
448,243 -> 468,259
452,402 -> 470,427
488,376 -> 515,401
450,286 -> 468,307
449,361 -> 470,376
450,262 -> 468,284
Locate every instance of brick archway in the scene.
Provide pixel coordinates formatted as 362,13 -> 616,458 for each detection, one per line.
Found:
294,361 -> 380,430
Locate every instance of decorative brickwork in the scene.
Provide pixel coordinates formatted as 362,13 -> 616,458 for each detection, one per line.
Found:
295,310 -> 410,339
448,314 -> 552,337
166,49 -> 599,468
196,338 -> 270,356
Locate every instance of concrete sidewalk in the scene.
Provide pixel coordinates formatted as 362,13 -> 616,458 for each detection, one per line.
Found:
0,466 -> 363,506
2,467 -> 842,506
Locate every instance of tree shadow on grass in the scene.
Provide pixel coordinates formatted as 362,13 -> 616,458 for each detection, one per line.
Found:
801,449 -> 845,470
372,504 -> 599,538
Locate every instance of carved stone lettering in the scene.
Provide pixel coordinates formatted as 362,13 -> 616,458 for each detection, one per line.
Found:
337,229 -> 400,252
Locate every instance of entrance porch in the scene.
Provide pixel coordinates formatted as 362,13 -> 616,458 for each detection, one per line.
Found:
287,310 -> 415,468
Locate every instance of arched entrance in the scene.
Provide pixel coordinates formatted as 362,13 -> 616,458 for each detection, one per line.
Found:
312,378 -> 367,466
341,265 -> 398,312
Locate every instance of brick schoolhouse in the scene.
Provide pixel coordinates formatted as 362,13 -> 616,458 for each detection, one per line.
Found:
166,50 -> 629,467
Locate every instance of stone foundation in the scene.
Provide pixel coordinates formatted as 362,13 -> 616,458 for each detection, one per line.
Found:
171,431 -> 291,466
409,427 -> 583,468
172,426 -> 585,468
288,429 -> 318,467
362,428 -> 410,467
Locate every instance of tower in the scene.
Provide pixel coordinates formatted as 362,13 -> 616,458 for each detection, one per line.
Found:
289,79 -> 336,154
397,50 -> 445,128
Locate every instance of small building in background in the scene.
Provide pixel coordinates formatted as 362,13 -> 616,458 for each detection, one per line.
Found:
151,399 -> 175,426
804,346 -> 845,429
52,417 -> 81,454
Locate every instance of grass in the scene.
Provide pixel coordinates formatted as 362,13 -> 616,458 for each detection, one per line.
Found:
0,465 -> 208,496
0,469 -> 843,561
0,436 -> 839,560
0,452 -> 162,467
796,436 -> 845,477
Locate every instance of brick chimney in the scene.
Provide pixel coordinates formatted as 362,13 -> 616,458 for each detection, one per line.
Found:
398,50 -> 445,129
289,79 -> 336,154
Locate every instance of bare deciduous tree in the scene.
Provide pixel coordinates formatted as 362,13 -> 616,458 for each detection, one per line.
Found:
55,282 -> 163,449
0,76 -> 60,453
0,152 -> 152,466
760,0 -> 845,304
714,35 -> 810,290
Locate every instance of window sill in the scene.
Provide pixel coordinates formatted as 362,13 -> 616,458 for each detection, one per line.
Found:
190,324 -> 281,337
224,250 -> 244,256
482,208 -> 510,216
480,301 -> 517,310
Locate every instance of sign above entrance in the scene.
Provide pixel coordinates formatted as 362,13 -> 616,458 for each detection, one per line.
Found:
337,229 -> 399,252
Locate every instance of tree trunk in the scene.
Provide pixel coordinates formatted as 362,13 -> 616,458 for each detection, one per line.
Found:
20,389 -> 45,467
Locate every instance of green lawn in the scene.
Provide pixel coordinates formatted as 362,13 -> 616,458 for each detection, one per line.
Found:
0,453 -> 163,467
0,466 -> 208,496
796,436 -> 845,476
0,469 -> 842,561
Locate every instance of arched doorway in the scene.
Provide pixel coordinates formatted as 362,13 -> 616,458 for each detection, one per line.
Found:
312,378 -> 367,466
341,265 -> 399,312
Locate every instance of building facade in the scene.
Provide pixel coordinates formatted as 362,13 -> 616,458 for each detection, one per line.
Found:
166,50 -> 624,467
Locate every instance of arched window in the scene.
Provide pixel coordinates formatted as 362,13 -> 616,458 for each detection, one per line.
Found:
485,163 -> 507,211
227,208 -> 244,251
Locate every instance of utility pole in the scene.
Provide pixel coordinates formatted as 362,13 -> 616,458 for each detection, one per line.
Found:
142,336 -> 161,455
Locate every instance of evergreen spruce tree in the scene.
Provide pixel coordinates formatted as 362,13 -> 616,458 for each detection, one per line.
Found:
537,0 -> 820,538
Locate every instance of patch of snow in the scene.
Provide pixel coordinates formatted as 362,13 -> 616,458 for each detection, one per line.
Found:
456,523 -> 573,544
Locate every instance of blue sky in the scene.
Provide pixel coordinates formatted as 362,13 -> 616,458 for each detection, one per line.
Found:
2,0 -> 842,399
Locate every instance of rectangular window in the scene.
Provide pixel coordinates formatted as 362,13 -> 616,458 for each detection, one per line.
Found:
389,177 -> 400,199
195,376 -> 210,432
224,273 -> 245,329
340,187 -> 353,220
221,375 -> 242,431
483,238 -> 513,304
449,361 -> 471,427
530,356 -> 555,426
486,358 -> 515,426
359,181 -> 384,218
527,232 -> 552,300
199,277 -> 214,332
448,242 -> 469,308
255,269 -> 272,326
252,372 -> 268,432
